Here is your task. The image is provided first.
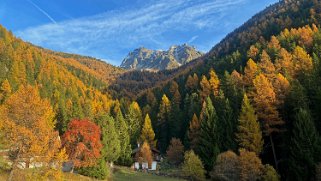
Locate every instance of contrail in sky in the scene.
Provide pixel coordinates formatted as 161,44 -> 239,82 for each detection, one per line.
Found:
26,0 -> 57,24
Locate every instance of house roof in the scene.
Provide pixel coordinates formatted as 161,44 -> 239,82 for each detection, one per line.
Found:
132,147 -> 160,155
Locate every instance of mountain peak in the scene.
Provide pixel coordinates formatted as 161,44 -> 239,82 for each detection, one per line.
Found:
120,44 -> 203,71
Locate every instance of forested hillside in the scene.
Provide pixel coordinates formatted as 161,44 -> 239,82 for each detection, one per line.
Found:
1,0 -> 321,180
130,1 -> 321,181
110,0 -> 321,99
137,24 -> 321,180
0,25 -> 138,180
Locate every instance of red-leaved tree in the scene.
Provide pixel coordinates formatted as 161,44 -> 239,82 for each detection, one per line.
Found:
62,119 -> 102,168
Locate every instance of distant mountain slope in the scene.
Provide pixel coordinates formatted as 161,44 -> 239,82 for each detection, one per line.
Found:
49,51 -> 125,84
0,25 -> 118,133
120,44 -> 203,71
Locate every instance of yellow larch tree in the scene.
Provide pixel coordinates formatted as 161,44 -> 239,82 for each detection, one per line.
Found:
0,79 -> 12,103
273,73 -> 290,105
243,59 -> 259,87
252,74 -> 283,171
258,50 -> 276,81
275,48 -> 294,77
0,85 -> 67,180
209,69 -> 220,96
200,75 -> 211,100
140,114 -> 156,148
292,46 -> 313,76
247,45 -> 259,60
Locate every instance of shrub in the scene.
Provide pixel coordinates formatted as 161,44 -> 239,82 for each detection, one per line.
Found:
210,150 -> 240,181
262,164 -> 279,181
77,159 -> 111,180
182,150 -> 206,181
211,150 -> 276,181
166,138 -> 184,165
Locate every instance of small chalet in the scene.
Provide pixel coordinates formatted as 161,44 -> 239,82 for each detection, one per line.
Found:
132,143 -> 161,171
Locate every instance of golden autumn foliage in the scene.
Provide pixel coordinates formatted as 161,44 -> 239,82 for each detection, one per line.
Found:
252,74 -> 283,135
275,48 -> 294,77
0,79 -> 12,103
268,36 -> 281,50
230,70 -> 243,87
273,73 -> 290,105
280,25 -> 317,49
209,69 -> 220,96
135,142 -> 153,168
200,75 -> 211,100
292,46 -> 313,75
247,45 -> 259,60
140,114 -> 156,148
243,59 -> 259,87
0,85 -> 67,180
258,50 -> 276,80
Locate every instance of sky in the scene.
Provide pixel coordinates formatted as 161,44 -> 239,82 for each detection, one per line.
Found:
0,0 -> 278,66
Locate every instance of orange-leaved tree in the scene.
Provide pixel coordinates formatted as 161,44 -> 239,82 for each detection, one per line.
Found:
0,85 -> 67,180
252,73 -> 283,171
62,119 -> 102,168
135,141 -> 153,168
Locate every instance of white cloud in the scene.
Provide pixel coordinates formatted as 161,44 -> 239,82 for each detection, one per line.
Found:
16,0 -> 246,65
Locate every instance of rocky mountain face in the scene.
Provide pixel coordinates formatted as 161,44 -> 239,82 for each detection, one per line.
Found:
120,44 -> 204,71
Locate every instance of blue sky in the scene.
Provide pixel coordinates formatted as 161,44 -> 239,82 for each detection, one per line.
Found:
0,0 -> 278,66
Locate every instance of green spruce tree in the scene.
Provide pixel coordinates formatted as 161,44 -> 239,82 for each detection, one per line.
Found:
198,97 -> 220,171
115,110 -> 132,166
235,94 -> 263,155
289,108 -> 321,180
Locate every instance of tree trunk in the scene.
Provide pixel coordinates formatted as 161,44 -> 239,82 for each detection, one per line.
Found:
269,134 -> 278,172
8,155 -> 20,181
7,167 -> 15,181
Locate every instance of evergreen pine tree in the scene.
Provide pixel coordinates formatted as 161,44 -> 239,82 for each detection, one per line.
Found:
95,114 -> 121,163
289,108 -> 321,180
157,94 -> 171,153
126,101 -> 143,146
215,91 -> 236,151
198,97 -> 220,171
115,110 -> 132,166
236,94 -> 263,155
